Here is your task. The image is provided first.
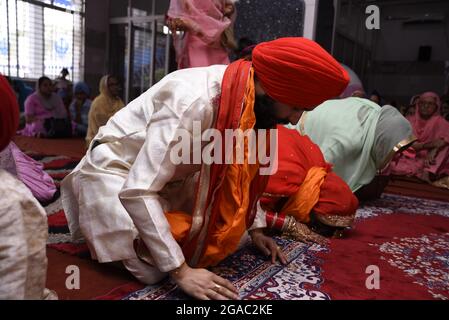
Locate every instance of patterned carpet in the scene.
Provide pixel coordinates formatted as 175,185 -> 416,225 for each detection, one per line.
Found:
120,194 -> 449,300
123,239 -> 330,300
40,155 -> 449,300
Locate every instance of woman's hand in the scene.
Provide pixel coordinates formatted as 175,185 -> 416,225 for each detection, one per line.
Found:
223,3 -> 235,17
167,18 -> 188,33
174,18 -> 188,31
249,229 -> 287,264
284,218 -> 329,246
170,263 -> 239,300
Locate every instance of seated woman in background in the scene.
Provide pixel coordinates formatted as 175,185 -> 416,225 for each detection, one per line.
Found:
19,76 -> 68,138
259,126 -> 358,244
69,82 -> 92,138
390,92 -> 449,189
288,97 -> 416,200
86,75 -> 124,146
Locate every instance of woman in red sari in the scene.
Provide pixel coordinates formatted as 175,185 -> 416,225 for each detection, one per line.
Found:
260,126 -> 359,244
390,92 -> 449,188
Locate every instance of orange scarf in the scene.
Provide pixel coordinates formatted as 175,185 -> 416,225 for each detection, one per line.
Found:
281,167 -> 328,223
166,59 -> 267,268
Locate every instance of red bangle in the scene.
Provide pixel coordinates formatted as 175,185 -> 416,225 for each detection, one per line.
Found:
266,211 -> 288,231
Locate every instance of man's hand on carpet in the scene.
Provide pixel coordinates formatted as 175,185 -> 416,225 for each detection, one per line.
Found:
170,263 -> 239,300
250,228 -> 288,265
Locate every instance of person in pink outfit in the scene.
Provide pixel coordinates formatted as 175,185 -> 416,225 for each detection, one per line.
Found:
166,0 -> 237,69
390,92 -> 449,188
19,76 -> 68,138
0,141 -> 57,203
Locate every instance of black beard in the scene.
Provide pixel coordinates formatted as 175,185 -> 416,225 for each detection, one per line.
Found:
254,94 -> 290,129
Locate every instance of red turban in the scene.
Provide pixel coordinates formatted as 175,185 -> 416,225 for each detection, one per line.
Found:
263,126 -> 358,226
252,37 -> 349,109
0,75 -> 19,151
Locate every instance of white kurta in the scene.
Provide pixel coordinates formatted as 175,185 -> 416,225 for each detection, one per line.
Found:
61,66 -> 259,274
62,65 -> 267,276
0,170 -> 48,299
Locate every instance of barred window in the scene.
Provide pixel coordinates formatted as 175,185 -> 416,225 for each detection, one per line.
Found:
0,0 -> 84,81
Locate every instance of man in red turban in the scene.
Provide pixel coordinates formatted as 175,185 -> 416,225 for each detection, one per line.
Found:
258,126 -> 359,244
61,37 -> 349,300
251,37 -> 349,128
253,37 -> 349,109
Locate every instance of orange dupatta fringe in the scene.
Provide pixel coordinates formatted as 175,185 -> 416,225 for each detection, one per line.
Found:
181,59 -> 266,267
197,68 -> 259,267
281,167 -> 328,223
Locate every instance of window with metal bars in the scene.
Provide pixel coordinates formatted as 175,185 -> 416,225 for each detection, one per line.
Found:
0,0 -> 84,82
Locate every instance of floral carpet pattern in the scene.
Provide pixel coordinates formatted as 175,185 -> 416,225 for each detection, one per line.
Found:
125,239 -> 330,300
375,233 -> 449,300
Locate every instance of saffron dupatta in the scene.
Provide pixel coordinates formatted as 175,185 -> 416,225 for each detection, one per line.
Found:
181,59 -> 268,267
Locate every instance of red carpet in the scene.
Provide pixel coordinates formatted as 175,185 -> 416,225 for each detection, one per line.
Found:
13,135 -> 86,158
46,248 -> 141,300
320,213 -> 449,299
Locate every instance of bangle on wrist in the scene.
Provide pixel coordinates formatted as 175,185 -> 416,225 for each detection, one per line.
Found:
170,262 -> 186,277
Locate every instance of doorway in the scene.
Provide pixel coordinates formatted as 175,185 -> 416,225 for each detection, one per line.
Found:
108,0 -> 171,103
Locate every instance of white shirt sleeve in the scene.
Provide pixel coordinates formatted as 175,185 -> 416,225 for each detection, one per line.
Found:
0,171 -> 48,299
248,200 -> 267,231
118,109 -> 185,272
118,96 -> 213,273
